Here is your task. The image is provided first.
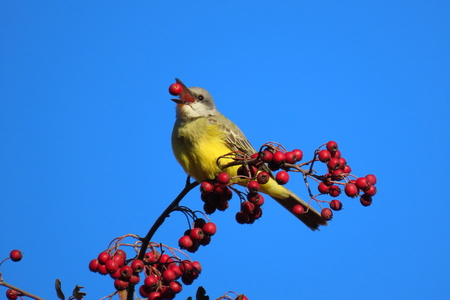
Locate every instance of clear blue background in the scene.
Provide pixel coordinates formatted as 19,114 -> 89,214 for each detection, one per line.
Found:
1,1 -> 449,299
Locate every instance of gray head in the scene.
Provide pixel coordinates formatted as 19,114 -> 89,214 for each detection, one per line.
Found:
171,79 -> 219,121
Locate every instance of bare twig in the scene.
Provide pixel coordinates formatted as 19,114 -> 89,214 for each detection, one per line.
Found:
0,277 -> 45,300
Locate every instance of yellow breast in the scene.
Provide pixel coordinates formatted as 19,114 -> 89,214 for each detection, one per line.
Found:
172,117 -> 234,182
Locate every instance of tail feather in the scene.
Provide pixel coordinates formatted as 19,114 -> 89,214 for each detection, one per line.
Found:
270,191 -> 328,231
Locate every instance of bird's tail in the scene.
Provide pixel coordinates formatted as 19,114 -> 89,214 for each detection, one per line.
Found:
261,180 -> 328,230
270,191 -> 328,230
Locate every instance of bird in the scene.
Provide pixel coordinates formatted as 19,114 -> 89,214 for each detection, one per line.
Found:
170,78 -> 327,230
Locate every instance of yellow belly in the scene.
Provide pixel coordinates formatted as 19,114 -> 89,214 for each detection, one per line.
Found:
172,117 -> 236,182
171,117 -> 289,199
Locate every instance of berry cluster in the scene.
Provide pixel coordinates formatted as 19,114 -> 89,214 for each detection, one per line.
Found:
313,141 -> 378,220
178,218 -> 217,253
200,141 -> 376,224
200,174 -> 234,214
89,237 -> 202,300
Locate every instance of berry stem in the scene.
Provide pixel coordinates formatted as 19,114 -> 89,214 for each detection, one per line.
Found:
0,275 -> 44,300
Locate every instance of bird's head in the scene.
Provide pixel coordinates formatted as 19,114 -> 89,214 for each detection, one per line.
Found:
171,78 -> 218,121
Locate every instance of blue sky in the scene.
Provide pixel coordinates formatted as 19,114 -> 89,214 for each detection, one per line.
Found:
1,1 -> 449,299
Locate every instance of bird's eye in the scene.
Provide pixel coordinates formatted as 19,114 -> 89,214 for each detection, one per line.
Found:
198,95 -> 204,101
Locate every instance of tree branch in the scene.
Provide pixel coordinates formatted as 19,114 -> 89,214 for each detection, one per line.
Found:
125,177 -> 200,300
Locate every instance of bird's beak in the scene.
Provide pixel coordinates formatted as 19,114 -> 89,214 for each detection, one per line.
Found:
171,78 -> 195,104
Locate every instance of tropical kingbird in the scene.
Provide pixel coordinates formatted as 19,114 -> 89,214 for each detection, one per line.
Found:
171,79 -> 327,230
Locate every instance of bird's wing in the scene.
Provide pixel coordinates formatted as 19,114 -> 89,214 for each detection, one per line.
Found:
212,114 -> 275,176
213,114 -> 257,155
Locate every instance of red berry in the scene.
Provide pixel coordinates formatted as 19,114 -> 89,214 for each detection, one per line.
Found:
120,265 -> 133,278
139,285 -> 152,298
203,201 -> 216,214
343,164 -> 352,173
192,261 -> 202,273
327,157 -> 341,170
181,273 -> 195,285
97,264 -> 108,275
202,222 -> 217,236
326,141 -> 338,154
260,149 -> 273,163
169,263 -> 183,279
252,205 -> 263,220
105,259 -> 119,274
366,174 -> 377,185
318,182 -> 330,194
237,165 -> 258,178
360,194 -> 373,206
213,182 -> 226,194
318,149 -> 331,162
321,208 -> 333,220
88,259 -> 99,272
160,287 -> 176,299
200,181 -> 214,194
112,253 -> 125,267
256,171 -> 270,184
114,278 -> 129,291
148,291 -> 162,300
275,170 -> 290,185
9,250 -> 22,262
216,199 -> 229,211
344,183 -> 359,198
364,185 -> 377,196
292,149 -> 303,162
129,274 -> 140,285
169,83 -> 182,96
189,227 -> 204,241
247,193 -> 264,206
144,251 -> 158,263
329,185 -> 341,197
285,151 -> 296,164
198,234 -> 211,246
236,211 -> 250,224
109,268 -> 121,279
247,180 -> 260,193
162,269 -> 176,282
355,177 -> 371,191
292,204 -> 304,215
268,161 -> 280,171
6,289 -> 20,300
169,281 -> 183,294
331,149 -> 341,158
194,218 -> 206,228
222,186 -> 233,200
114,249 -> 127,261
330,199 -> 343,211
217,172 -> 230,184
338,157 -> 347,169
131,259 -> 145,273
331,169 -> 345,181
144,275 -> 159,288
179,260 -> 193,273
241,201 -> 255,214
272,151 -> 286,164
97,252 -> 110,264
178,235 -> 193,249
159,254 -> 173,265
